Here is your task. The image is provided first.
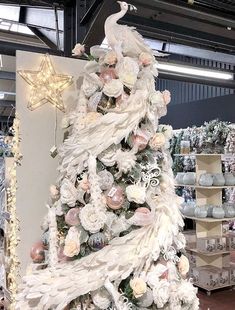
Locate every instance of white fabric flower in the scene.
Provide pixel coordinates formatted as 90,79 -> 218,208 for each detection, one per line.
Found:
60,179 -> 78,207
126,184 -> 146,204
139,52 -> 154,66
162,90 -> 171,105
130,277 -> 147,298
79,204 -> 107,233
49,185 -> 60,200
72,43 -> 85,57
147,264 -> 168,288
104,51 -> 117,65
158,124 -> 173,139
149,91 -> 165,106
152,279 -> 170,308
149,133 -> 166,150
103,79 -> 123,98
63,227 -> 80,257
116,149 -> 136,176
91,288 -> 112,309
82,73 -> 102,98
116,57 -> 139,89
119,72 -> 137,89
178,255 -> 190,276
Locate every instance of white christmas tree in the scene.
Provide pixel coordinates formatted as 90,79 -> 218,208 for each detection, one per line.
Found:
16,2 -> 199,309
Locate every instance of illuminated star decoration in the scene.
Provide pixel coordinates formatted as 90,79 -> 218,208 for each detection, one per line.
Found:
18,54 -> 73,112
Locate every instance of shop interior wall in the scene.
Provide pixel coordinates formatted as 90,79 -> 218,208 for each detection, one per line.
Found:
16,51 -> 86,274
161,93 -> 235,129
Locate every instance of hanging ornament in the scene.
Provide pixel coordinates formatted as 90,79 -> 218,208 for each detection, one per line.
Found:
65,207 -> 81,226
18,54 -> 73,112
30,241 -> 46,263
88,232 -> 108,251
99,67 -> 117,84
130,134 -> 148,151
105,186 -> 125,210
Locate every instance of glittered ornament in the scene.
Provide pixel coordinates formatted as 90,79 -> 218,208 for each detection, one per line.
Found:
130,134 -> 148,151
65,207 -> 81,226
88,232 -> 108,251
105,186 -> 125,210
99,68 -> 117,84
30,241 -> 46,263
98,170 -> 114,191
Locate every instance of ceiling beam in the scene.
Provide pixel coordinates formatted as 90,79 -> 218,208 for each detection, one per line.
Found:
82,0 -> 117,51
132,0 -> 235,29
0,71 -> 16,80
122,15 -> 235,54
28,26 -> 58,50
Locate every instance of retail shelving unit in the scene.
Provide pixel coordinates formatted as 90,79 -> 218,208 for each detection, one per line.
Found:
175,153 -> 235,295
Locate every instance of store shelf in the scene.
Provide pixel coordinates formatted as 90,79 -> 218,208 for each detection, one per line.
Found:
184,216 -> 235,222
174,154 -> 223,157
186,247 -> 230,256
175,184 -> 235,189
174,154 -> 234,158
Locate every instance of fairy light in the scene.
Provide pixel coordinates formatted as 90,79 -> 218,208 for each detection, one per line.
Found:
17,54 -> 73,112
7,115 -> 22,310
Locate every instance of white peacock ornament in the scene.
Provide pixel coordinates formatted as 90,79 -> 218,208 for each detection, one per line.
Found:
16,2 -> 199,310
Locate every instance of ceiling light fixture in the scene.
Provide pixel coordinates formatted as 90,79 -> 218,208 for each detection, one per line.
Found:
156,62 -> 234,80
0,93 -> 4,99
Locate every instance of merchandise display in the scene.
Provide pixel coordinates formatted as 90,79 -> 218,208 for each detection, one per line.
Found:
177,153 -> 235,295
15,3 -> 199,310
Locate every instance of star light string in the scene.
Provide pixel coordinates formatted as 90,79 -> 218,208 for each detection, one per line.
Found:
18,54 -> 73,112
6,115 -> 22,310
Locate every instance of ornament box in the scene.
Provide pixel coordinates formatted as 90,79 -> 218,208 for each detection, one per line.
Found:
229,263 -> 235,284
222,223 -> 230,235
191,266 -> 220,289
186,250 -> 197,267
196,236 -> 226,253
183,230 -> 197,245
226,233 -> 235,251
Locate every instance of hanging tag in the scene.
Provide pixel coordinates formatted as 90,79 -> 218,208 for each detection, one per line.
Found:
50,145 -> 58,158
107,187 -> 118,198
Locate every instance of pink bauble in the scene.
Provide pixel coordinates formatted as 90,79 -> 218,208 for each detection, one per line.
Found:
100,68 -> 117,84
106,186 -> 125,210
58,246 -> 72,263
30,241 -> 46,263
131,135 -> 148,151
135,207 -> 150,214
65,208 -> 81,226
